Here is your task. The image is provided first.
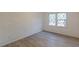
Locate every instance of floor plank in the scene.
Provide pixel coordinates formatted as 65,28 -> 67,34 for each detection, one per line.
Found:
4,31 -> 79,47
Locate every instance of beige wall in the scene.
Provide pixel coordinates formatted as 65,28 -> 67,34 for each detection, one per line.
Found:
43,12 -> 79,38
0,12 -> 43,46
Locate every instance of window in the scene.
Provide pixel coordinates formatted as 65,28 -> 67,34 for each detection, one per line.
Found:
49,13 -> 67,27
49,14 -> 56,26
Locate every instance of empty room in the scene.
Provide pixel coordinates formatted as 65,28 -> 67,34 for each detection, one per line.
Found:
1,0 -> 79,59
0,12 -> 79,47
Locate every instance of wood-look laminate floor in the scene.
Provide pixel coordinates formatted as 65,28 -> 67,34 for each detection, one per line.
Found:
4,31 -> 79,47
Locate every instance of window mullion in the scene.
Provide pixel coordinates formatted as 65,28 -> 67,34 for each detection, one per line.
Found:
56,13 -> 57,26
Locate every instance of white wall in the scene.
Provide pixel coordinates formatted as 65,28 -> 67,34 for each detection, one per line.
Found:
43,12 -> 79,38
0,12 -> 43,46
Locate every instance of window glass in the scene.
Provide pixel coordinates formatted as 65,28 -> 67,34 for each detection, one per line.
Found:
57,13 -> 66,19
57,13 -> 67,27
49,14 -> 56,26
